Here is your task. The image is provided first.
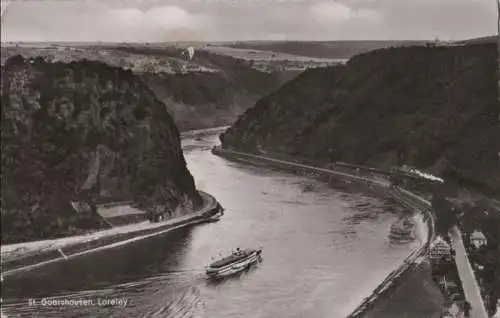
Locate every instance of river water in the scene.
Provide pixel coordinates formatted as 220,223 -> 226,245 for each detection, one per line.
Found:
1,130 -> 426,318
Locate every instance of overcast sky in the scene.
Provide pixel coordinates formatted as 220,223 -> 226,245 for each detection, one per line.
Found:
0,0 -> 497,42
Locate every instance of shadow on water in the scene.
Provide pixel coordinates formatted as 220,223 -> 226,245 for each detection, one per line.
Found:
2,226 -> 196,300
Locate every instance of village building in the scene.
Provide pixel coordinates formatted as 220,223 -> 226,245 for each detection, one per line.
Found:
470,230 -> 488,249
429,235 -> 452,262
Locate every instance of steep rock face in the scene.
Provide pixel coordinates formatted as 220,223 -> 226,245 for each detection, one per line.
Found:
222,44 -> 500,196
1,55 -> 201,244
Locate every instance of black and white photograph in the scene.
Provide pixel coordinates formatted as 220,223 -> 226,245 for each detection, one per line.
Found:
1,0 -> 499,317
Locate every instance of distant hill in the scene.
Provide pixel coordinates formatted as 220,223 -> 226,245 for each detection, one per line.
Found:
456,35 -> 497,45
139,51 -> 296,130
1,44 -> 297,131
225,40 -> 429,59
222,43 -> 500,197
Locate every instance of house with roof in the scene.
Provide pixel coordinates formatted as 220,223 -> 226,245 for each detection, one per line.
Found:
469,230 -> 488,249
443,302 -> 464,318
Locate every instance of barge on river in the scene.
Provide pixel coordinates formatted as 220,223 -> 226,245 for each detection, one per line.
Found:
206,248 -> 262,279
389,217 -> 416,243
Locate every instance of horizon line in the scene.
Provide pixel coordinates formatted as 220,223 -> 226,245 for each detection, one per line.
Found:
0,34 -> 496,45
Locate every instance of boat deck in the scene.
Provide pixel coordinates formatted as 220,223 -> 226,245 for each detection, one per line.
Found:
209,250 -> 254,268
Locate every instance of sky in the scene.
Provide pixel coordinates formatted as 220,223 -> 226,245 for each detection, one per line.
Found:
0,0 -> 498,42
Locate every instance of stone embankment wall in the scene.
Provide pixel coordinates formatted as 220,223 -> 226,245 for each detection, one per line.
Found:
2,191 -> 221,277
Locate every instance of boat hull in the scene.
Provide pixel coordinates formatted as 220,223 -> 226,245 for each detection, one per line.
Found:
389,218 -> 416,243
389,231 -> 416,243
206,250 -> 262,279
389,236 -> 415,243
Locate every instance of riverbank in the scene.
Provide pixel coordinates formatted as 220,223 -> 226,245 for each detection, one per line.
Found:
362,261 -> 445,318
211,146 -> 436,317
347,187 -> 436,318
1,191 -> 222,277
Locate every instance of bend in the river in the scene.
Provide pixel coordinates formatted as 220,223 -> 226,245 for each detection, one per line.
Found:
2,130 -> 428,318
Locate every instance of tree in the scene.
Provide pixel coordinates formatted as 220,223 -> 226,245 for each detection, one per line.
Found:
432,191 -> 458,236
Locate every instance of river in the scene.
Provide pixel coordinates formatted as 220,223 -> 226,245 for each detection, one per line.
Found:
1,130 -> 426,318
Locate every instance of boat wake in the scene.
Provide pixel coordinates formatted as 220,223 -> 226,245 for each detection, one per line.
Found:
2,268 -> 209,318
144,286 -> 205,318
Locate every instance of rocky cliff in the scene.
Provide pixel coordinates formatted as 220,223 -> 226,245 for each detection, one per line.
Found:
221,43 -> 500,197
1,55 -> 201,244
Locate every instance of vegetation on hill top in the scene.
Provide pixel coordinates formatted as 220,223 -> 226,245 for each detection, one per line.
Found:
222,43 -> 499,197
1,55 -> 200,243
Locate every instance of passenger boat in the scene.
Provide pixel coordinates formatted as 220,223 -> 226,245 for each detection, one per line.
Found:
389,217 -> 416,243
206,248 -> 262,279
